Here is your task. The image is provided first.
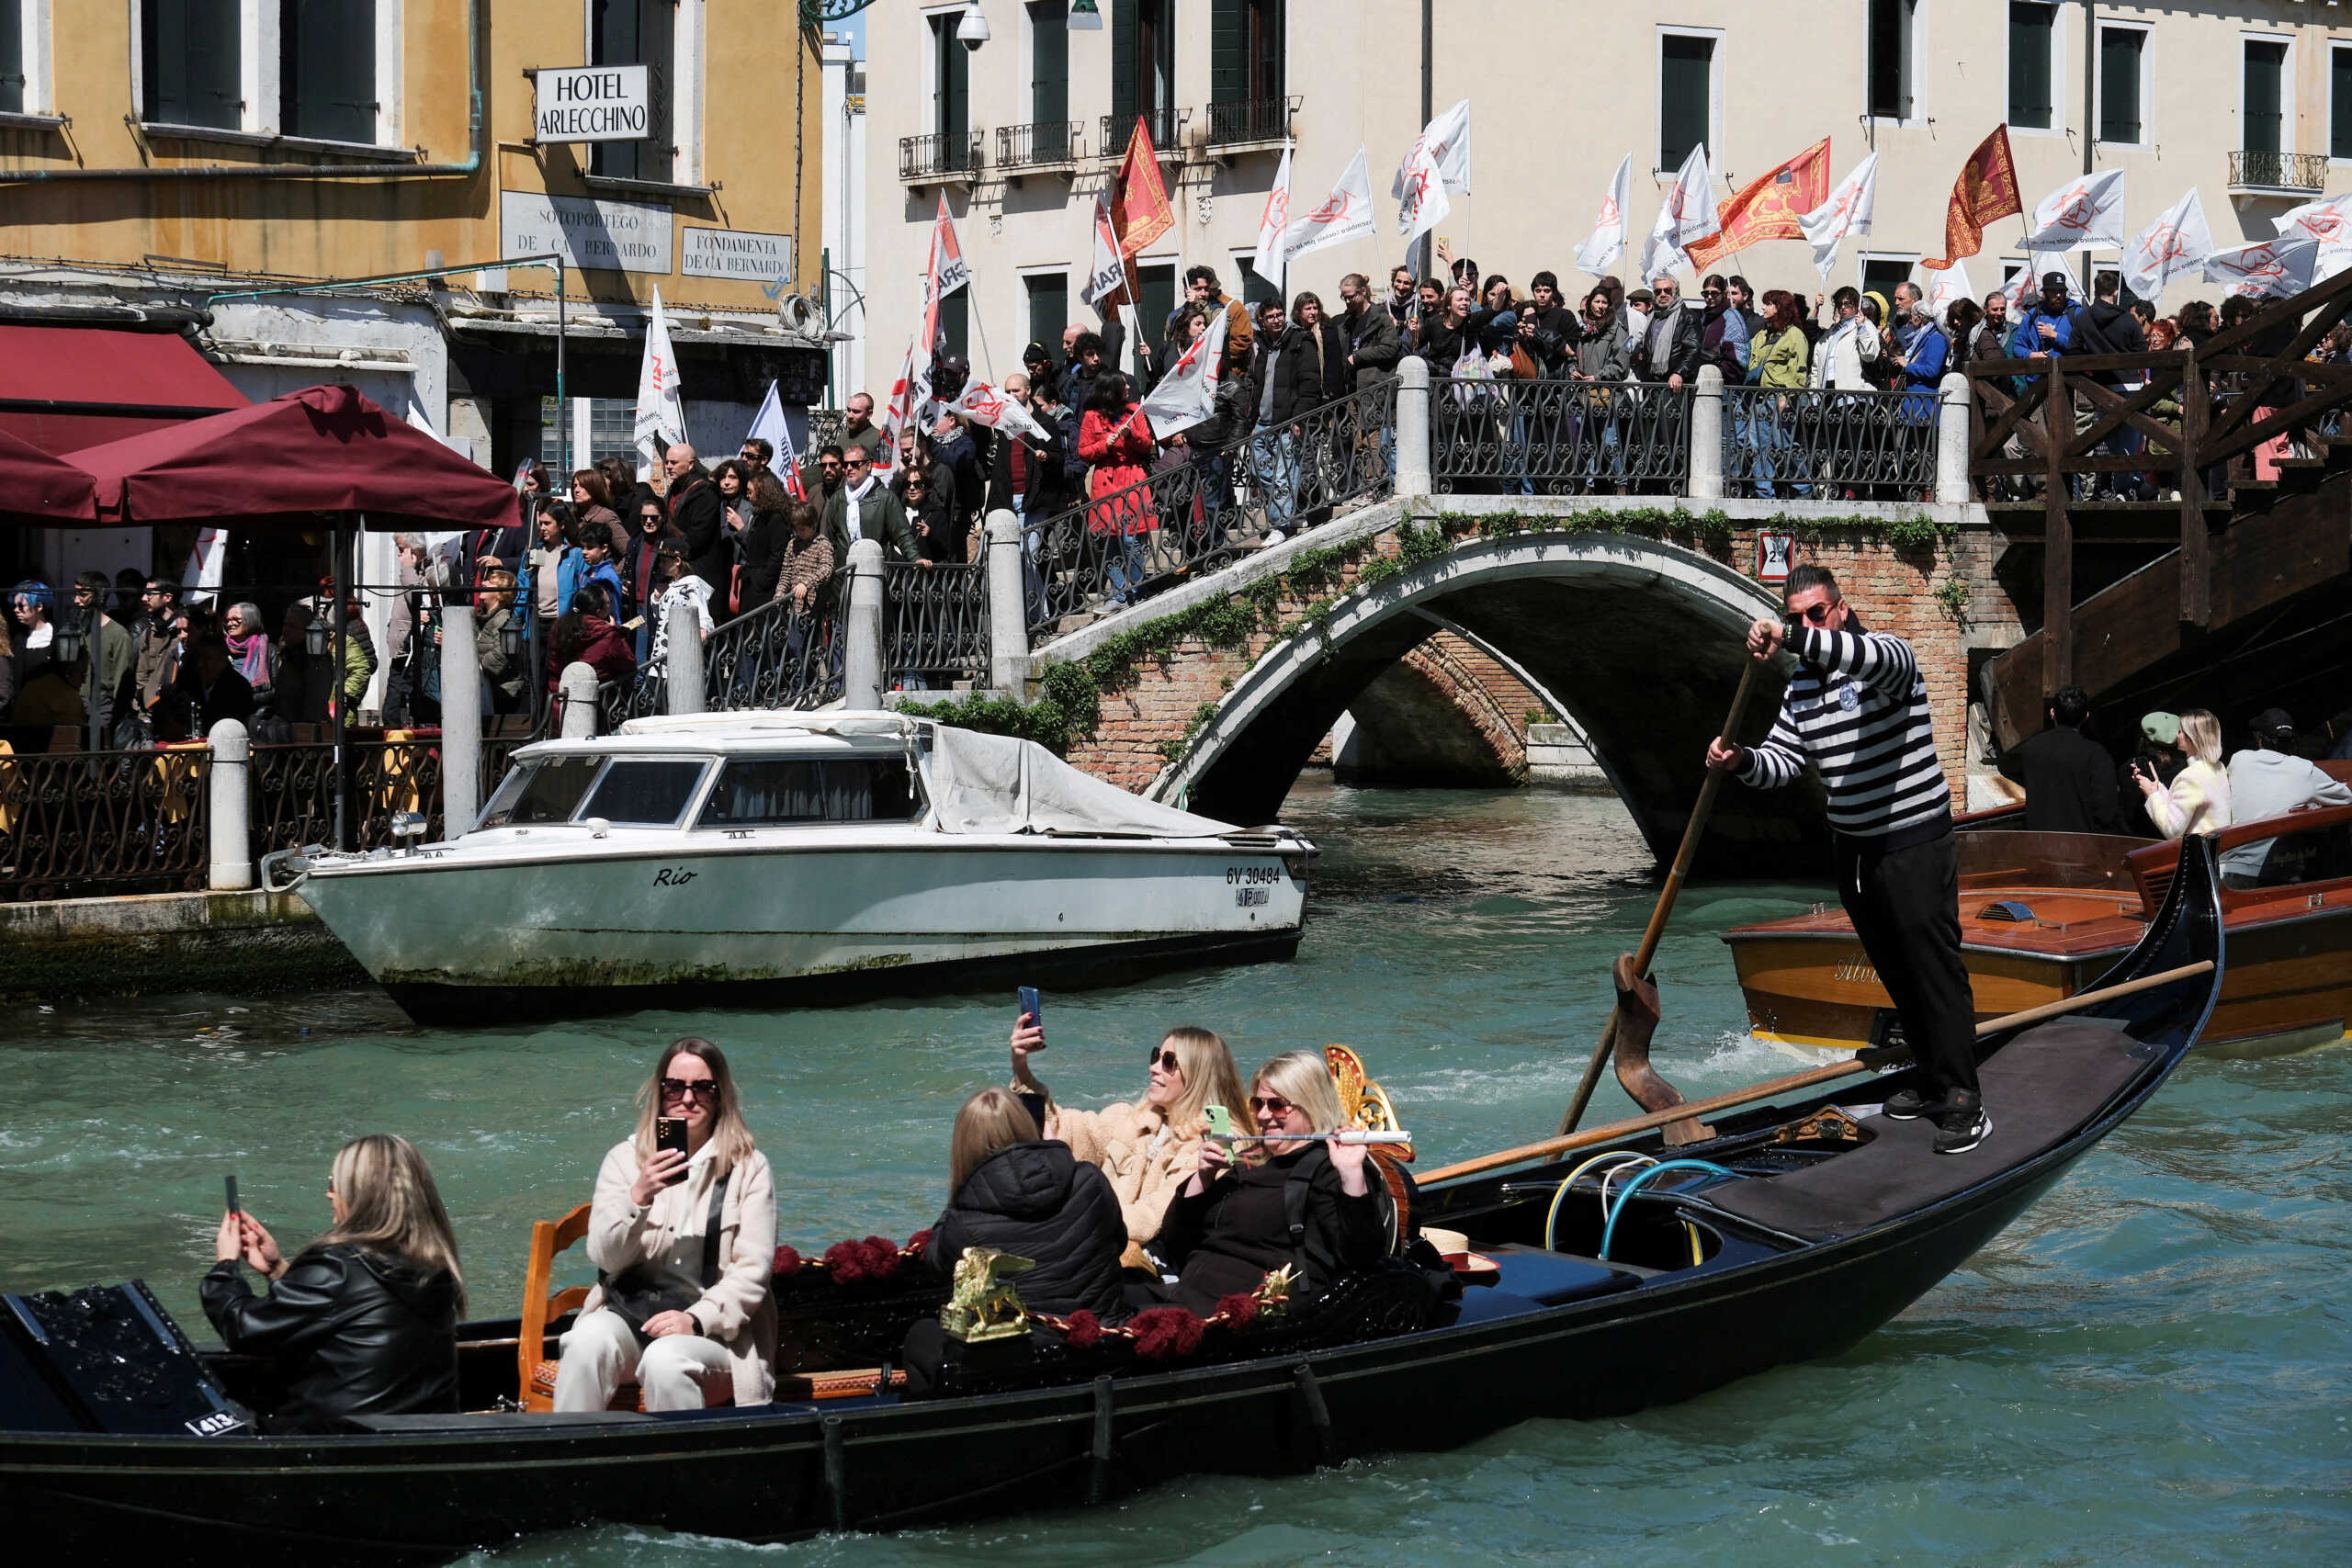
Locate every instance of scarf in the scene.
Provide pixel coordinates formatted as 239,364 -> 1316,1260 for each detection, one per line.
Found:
225,628 -> 270,689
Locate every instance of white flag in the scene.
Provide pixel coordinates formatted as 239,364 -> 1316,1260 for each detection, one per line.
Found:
1919,258 -> 1973,327
2272,191 -> 2352,282
1138,306 -> 1230,440
2023,169 -> 2127,254
876,337 -> 925,477
1798,152 -> 1878,279
633,287 -> 686,467
951,381 -> 1050,444
1251,144 -> 1295,294
1392,98 -> 1472,199
182,528 -> 226,605
1395,137 -> 1451,243
2009,257 -> 2077,312
2123,188 -> 2214,302
926,192 -> 971,304
1080,190 -> 1127,307
1637,141 -> 1718,284
1283,146 -> 1379,265
2204,234 -> 2322,299
1574,154 -> 1633,276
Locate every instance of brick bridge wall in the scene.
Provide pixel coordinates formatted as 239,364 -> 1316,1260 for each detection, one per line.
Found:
1052,501 -> 2012,804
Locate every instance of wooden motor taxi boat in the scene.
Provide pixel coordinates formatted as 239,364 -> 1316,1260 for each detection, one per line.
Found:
0,841 -> 2224,1564
1726,774 -> 2352,1060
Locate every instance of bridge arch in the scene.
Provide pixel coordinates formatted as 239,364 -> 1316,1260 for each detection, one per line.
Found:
1150,532 -> 1824,871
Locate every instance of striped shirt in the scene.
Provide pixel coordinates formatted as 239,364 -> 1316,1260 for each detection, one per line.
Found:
1738,623 -> 1951,845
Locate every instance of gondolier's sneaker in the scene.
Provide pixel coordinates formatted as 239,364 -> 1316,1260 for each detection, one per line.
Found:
1882,1088 -> 1938,1121
1932,1092 -> 1992,1156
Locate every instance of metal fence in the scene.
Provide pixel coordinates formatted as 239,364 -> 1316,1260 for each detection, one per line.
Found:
251,740 -> 446,855
997,120 -> 1080,168
1719,386 -> 1941,499
0,748 -> 210,901
883,562 -> 989,689
1430,378 -> 1692,495
707,587 -> 846,711
1021,382 -> 1398,636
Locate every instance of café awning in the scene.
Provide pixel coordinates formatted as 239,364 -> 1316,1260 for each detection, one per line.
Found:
0,426 -> 99,525
67,383 -> 519,535
0,324 -> 247,453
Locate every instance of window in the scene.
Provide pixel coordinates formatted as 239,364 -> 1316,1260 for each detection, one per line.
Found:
1210,0 -> 1283,104
578,760 -> 710,827
932,9 -> 970,141
2245,39 -> 2287,156
141,0 -> 243,130
1025,272 -> 1069,355
2008,3 -> 2056,130
0,2 -> 29,115
1867,0 -> 1917,120
1233,256 -> 1282,311
2336,46 -> 2352,160
1136,261 -> 1175,370
2098,25 -> 2146,146
1659,32 -> 1714,171
480,757 -> 602,828
697,758 -> 923,827
282,1 -> 376,144
935,288 -> 969,361
1030,0 -> 1068,126
1860,255 -> 1917,304
1112,0 -> 1177,143
593,0 -> 673,182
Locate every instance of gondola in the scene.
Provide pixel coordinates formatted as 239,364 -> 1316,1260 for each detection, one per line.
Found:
0,839 -> 2226,1565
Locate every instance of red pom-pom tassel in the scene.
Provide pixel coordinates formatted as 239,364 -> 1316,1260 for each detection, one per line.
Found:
906,1229 -> 932,1258
822,1239 -> 872,1283
1214,1291 -> 1260,1330
860,1235 -> 902,1280
1130,1305 -> 1206,1360
773,1245 -> 802,1277
1062,1310 -> 1103,1349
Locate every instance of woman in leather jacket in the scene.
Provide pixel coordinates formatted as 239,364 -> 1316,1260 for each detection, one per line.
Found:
201,1134 -> 464,1433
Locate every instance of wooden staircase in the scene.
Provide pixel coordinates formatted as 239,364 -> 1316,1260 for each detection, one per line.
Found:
1972,271 -> 2352,750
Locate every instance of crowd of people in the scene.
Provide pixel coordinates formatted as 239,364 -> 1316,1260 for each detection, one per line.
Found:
202,1017 -> 1393,1427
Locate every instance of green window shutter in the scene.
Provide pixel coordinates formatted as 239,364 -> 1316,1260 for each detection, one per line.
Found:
1258,0 -> 1285,103
2099,28 -> 2143,144
1659,35 -> 1712,169
0,6 -> 24,115
283,0 -> 379,146
1111,0 -> 1138,120
1031,1 -> 1069,125
1026,275 -> 1070,355
2335,49 -> 2352,160
1211,0 -> 1247,105
938,291 -> 970,361
1137,264 -> 1175,371
145,0 -> 243,130
2007,4 -> 2052,130
2244,40 -> 2285,155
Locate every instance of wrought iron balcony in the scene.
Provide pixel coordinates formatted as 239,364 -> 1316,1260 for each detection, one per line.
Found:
2228,150 -> 2326,196
1099,106 -> 1187,160
996,120 -> 1081,174
899,130 -> 984,184
1204,95 -> 1299,152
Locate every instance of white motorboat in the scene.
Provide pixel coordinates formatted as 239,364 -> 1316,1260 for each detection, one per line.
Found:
266,712 -> 1315,1024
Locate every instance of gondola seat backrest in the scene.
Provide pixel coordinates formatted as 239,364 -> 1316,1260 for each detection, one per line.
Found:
516,1201 -> 729,1413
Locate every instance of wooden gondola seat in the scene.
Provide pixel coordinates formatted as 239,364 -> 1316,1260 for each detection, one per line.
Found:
517,1201 -> 728,1413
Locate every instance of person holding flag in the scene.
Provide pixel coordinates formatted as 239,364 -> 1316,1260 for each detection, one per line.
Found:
1077,371 -> 1157,606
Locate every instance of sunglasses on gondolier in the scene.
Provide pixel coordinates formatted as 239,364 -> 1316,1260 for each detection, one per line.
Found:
1785,599 -> 1841,626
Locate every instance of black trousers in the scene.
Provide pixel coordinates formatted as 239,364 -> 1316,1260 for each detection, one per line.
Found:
1837,830 -> 1981,1101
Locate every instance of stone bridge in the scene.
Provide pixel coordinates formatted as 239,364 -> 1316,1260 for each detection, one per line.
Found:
1016,491 -> 2009,875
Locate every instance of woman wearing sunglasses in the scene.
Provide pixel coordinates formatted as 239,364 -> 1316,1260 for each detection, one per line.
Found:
1008,1013 -> 1250,1267
1143,1051 -> 1385,1316
551,1038 -> 777,1411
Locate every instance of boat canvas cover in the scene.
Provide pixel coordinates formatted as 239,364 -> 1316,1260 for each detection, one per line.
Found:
926,728 -> 1238,839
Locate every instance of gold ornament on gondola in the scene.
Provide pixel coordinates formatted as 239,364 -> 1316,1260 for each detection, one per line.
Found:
940,1247 -> 1035,1342
1325,1044 -> 1404,1139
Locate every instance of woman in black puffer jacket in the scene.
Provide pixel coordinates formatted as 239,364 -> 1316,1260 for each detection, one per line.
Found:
922,1089 -> 1127,1323
201,1134 -> 463,1433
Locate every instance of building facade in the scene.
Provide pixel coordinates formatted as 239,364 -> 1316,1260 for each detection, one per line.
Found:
0,1 -> 829,585
860,0 -> 2352,393
821,27 -> 870,401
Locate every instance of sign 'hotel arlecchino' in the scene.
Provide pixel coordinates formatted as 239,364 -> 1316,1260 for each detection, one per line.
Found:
534,64 -> 651,144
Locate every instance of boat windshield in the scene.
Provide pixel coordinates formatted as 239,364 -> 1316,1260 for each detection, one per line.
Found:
576,760 -> 712,827
1955,829 -> 2144,892
696,756 -> 924,827
477,757 -> 601,829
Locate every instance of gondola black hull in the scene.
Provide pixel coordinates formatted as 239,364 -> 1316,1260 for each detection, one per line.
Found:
0,841 -> 2224,1564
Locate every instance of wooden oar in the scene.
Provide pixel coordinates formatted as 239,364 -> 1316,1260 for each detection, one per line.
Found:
1557,654 -> 1767,1137
1432,960 -> 2212,1185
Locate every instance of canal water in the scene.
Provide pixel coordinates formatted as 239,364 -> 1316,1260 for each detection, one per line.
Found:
3,781 -> 2346,1562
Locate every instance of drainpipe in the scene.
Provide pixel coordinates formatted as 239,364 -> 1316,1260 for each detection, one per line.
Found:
2081,0 -> 2097,295
1,0 -> 484,185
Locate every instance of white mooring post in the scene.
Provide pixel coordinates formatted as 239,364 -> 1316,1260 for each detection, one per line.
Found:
664,594 -> 707,716
984,509 -> 1027,696
1937,372 -> 1973,505
1395,355 -> 1432,499
436,597 -> 481,837
559,661 -> 600,737
1690,364 -> 1725,502
842,537 -> 887,710
206,717 -> 253,891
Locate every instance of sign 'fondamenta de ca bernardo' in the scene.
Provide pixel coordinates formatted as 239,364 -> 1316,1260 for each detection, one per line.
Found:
535,64 -> 651,143
682,228 -> 795,285
500,191 -> 673,274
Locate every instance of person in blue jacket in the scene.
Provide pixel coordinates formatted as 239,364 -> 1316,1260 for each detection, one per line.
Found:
577,521 -> 628,623
514,504 -> 583,641
2007,273 -> 2081,359
1890,282 -> 1951,425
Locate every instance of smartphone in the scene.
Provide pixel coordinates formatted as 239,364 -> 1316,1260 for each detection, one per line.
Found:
1203,1103 -> 1234,1139
225,1175 -> 240,1217
1015,1090 -> 1049,1133
1017,986 -> 1042,1034
656,1116 -> 690,1180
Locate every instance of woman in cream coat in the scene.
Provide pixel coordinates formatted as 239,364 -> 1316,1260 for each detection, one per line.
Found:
1009,1011 -> 1251,1267
553,1037 -> 776,1411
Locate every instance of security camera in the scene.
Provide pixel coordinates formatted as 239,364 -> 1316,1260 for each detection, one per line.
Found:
956,4 -> 989,51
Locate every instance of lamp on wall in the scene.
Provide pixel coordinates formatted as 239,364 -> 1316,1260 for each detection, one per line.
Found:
1068,0 -> 1102,28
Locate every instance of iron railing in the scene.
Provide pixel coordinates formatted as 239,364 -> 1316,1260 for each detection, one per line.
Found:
1720,386 -> 1941,499
2229,150 -> 2326,192
1100,107 -> 1186,159
1430,378 -> 1692,494
997,120 -> 1081,169
883,562 -> 990,689
1022,382 -> 1398,636
251,740 -> 446,855
1204,95 -> 1298,149
0,748 -> 210,901
899,130 -> 984,181
707,583 -> 846,711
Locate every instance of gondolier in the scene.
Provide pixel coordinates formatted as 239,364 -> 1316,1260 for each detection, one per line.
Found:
1705,564 -> 1990,1155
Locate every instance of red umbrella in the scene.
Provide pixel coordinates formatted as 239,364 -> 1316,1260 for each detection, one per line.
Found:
0,425 -> 98,525
68,383 -> 519,533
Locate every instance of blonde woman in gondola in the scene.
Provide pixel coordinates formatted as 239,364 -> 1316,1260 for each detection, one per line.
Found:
2137,707 -> 2233,840
1007,1010 -> 1250,1267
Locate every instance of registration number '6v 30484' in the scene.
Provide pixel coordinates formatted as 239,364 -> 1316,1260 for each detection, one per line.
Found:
1235,886 -> 1270,907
